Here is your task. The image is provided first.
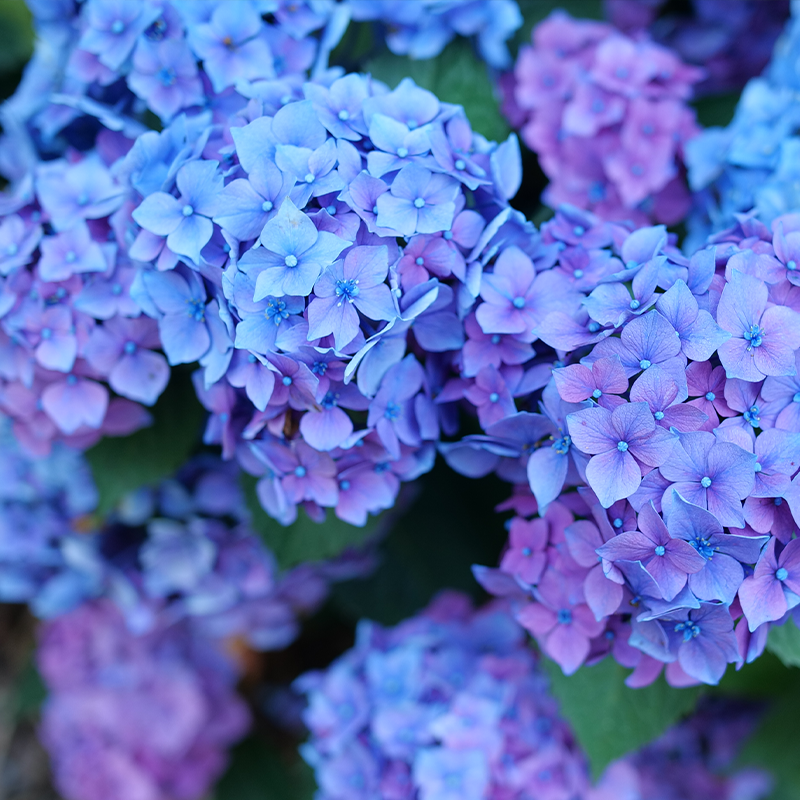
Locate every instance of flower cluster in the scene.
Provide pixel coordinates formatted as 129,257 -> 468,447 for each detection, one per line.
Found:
606,0 -> 790,96
504,10 -> 702,225
0,145 -> 175,454
89,455 -> 376,647
686,6 -> 800,246
437,204 -> 800,685
297,591 -> 771,800
1,0 -> 350,175
0,418 -> 99,615
348,0 -> 522,69
118,72 -> 528,528
38,599 -> 250,800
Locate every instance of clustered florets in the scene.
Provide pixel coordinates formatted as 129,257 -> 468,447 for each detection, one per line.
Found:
297,592 -> 770,800
457,207 -> 800,685
503,11 -> 702,225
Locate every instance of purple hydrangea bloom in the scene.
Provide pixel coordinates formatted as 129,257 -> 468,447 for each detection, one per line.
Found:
38,600 -> 250,800
716,270 -> 800,381
567,402 -> 676,507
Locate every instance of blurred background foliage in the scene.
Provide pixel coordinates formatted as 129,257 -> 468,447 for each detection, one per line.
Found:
0,0 -> 797,798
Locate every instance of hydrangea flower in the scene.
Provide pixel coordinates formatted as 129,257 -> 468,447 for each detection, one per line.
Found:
606,0 -> 790,96
297,592 -> 771,800
685,7 -> 800,244
457,205 -> 800,685
504,10 -> 702,224
38,599 -> 250,800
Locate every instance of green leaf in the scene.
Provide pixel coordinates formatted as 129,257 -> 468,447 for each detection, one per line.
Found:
214,736 -> 315,800
0,0 -> 33,74
541,657 -> 700,778
240,472 -> 380,570
11,658 -> 46,722
691,92 -> 739,129
365,40 -> 510,143
766,619 -> 800,668
330,463 -> 510,626
85,366 -> 205,517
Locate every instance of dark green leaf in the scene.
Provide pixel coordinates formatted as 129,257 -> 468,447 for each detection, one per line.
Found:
331,463 -> 510,626
240,472 -> 380,570
714,650 -> 797,699
365,40 -> 510,143
214,736 -> 315,800
691,92 -> 739,129
0,0 -> 33,73
541,657 -> 700,778
766,619 -> 800,669
11,659 -> 46,722
85,366 -> 205,516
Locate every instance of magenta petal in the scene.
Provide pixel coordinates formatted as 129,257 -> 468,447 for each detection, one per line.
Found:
585,449 -> 641,508
584,565 -> 623,621
109,350 -> 169,406
545,624 -> 590,675
299,407 -> 354,452
516,602 -> 556,636
41,379 -> 109,434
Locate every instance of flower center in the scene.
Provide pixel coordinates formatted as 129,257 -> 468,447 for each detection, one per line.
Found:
613,518 -> 623,528
788,260 -> 797,271
700,476 -> 712,488
261,200 -> 274,212
743,324 -> 764,348
338,109 -> 350,121
413,197 -> 425,209
639,359 -> 651,369
592,389 -> 602,399
654,411 -> 664,420
284,255 -> 298,267
630,299 -> 640,310
282,376 -> 293,386
557,609 -> 572,624
186,297 -> 205,322
674,620 -> 700,641
158,67 -> 177,86
397,147 -> 408,158
384,401 -> 401,420
777,567 -> 789,581
552,434 -> 571,455
110,19 -> 124,34
617,441 -> 629,452
455,159 -> 466,170
334,278 -> 360,303
489,392 -> 499,403
512,296 -> 525,309
182,204 -> 194,217
320,391 -> 339,409
690,536 -> 714,559
744,405 -> 760,427
705,392 -> 715,401
265,299 -> 289,324
522,547 -> 532,557
294,465 -> 306,477
655,545 -> 666,556
123,341 -> 136,355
